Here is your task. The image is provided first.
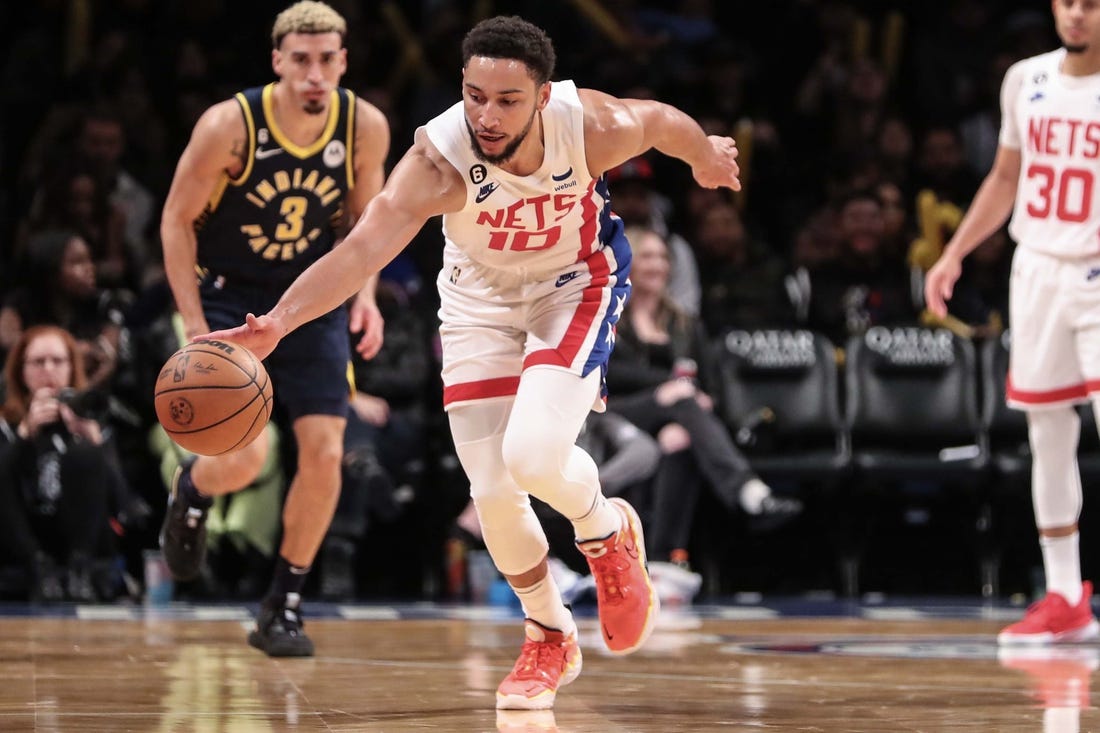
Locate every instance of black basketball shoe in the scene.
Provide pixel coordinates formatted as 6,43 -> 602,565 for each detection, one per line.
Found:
248,593 -> 315,657
159,458 -> 210,582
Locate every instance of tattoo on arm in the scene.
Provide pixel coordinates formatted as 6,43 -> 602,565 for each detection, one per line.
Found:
230,138 -> 246,168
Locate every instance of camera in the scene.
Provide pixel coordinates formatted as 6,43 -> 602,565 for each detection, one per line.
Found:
57,388 -> 110,421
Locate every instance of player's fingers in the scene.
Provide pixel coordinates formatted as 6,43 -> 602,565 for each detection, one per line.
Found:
357,335 -> 382,360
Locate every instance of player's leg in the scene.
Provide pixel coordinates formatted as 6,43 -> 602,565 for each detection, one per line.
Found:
440,257 -> 582,709
246,308 -> 351,657
514,225 -> 657,655
448,399 -> 581,710
246,412 -> 344,657
1000,248 -> 1098,644
504,366 -> 659,656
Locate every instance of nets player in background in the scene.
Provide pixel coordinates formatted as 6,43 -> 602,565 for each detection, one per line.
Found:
925,0 -> 1100,645
203,15 -> 740,708
159,1 -> 389,657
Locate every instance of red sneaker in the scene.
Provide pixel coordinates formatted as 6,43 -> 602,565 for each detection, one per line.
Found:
998,581 -> 1100,645
576,497 -> 660,655
496,620 -> 582,710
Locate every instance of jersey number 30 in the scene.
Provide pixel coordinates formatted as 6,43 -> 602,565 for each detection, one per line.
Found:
1026,164 -> 1093,222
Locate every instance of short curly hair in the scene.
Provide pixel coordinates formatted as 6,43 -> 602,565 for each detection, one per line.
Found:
272,1 -> 347,49
461,16 -> 556,85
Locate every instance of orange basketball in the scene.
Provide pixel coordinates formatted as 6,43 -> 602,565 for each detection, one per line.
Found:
154,339 -> 273,456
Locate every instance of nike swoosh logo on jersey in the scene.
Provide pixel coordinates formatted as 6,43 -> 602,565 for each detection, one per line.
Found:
255,146 -> 284,159
552,167 -> 573,182
1087,267 -> 1100,281
555,271 -> 580,287
475,182 -> 499,203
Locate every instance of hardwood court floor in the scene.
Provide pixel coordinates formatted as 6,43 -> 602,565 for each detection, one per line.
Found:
0,600 -> 1095,732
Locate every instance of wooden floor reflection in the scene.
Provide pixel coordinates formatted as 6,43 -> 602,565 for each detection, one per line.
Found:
0,603 -> 1096,731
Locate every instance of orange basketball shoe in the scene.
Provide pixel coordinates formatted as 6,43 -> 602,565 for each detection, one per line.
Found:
496,620 -> 582,710
998,581 -> 1100,645
576,497 -> 660,655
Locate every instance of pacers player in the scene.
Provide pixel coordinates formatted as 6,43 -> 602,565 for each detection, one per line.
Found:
926,0 -> 1100,645
159,1 -> 389,656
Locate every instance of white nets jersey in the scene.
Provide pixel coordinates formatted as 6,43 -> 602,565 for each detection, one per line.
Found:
1002,49 -> 1100,258
424,80 -> 615,275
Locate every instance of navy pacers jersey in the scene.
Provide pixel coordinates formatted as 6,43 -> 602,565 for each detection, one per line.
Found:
195,83 -> 357,290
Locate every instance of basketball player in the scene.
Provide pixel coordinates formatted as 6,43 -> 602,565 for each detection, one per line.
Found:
202,15 -> 739,707
159,1 -> 389,657
925,0 -> 1100,645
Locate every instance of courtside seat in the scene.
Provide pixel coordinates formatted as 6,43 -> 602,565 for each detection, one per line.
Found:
707,328 -> 849,595
846,327 -> 987,481
844,326 -> 991,596
715,329 -> 849,483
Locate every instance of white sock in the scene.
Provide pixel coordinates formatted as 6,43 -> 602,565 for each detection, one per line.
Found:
1042,532 -> 1082,605
739,477 -> 771,514
512,574 -> 576,636
571,493 -> 621,543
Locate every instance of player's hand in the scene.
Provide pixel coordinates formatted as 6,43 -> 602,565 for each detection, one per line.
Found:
197,312 -> 286,361
692,135 -> 741,191
923,252 -> 963,318
349,295 -> 385,360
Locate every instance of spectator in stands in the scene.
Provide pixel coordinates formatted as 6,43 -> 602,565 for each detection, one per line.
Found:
691,200 -> 797,335
18,162 -> 133,290
0,230 -> 126,391
322,278 -> 434,600
74,107 -> 157,285
0,325 -> 134,602
608,225 -> 802,534
607,156 -> 702,316
806,189 -> 918,346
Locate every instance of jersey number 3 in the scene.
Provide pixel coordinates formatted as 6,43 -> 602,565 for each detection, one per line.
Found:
1026,164 -> 1093,222
275,196 -> 308,240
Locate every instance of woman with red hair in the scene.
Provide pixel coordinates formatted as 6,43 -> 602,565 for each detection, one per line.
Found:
0,325 -> 121,601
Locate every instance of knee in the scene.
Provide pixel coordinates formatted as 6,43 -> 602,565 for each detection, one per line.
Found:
1028,407 -> 1081,457
501,426 -> 563,492
657,423 -> 692,453
298,441 -> 344,484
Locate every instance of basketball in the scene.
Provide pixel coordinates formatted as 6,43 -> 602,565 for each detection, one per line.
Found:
154,339 -> 273,456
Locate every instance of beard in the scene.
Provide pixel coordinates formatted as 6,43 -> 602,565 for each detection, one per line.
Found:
303,100 -> 326,115
465,110 -> 537,166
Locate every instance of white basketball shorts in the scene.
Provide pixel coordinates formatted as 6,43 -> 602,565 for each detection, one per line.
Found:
436,224 -> 632,411
1007,245 -> 1100,409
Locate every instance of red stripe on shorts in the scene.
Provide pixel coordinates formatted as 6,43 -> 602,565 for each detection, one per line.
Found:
524,250 -> 611,370
443,376 -> 521,406
1005,372 -> 1098,404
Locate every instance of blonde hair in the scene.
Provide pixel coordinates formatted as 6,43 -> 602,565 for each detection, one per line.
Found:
272,1 -> 347,48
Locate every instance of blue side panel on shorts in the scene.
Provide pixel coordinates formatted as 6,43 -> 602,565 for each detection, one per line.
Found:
580,186 -> 632,383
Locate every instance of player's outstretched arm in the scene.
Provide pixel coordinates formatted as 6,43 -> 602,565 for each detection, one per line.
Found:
578,89 -> 741,191
201,128 -> 464,359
